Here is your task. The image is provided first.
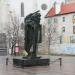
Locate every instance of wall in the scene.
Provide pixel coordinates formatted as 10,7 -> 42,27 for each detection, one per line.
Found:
0,0 -> 8,33
46,13 -> 75,55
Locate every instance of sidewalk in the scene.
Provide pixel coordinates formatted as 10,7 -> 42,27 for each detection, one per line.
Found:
0,55 -> 75,75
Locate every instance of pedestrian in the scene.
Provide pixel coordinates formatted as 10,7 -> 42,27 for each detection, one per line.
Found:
6,57 -> 9,65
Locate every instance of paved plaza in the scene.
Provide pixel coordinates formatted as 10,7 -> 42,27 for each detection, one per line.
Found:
0,55 -> 75,75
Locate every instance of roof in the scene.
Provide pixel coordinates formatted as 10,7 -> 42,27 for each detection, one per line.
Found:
45,3 -> 75,18
45,7 -> 55,18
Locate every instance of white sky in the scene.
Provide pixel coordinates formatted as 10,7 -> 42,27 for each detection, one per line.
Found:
8,0 -> 65,16
8,0 -> 65,24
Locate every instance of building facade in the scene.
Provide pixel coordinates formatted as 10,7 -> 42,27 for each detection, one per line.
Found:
0,0 -> 66,55
0,0 -> 8,55
45,1 -> 75,55
0,0 -> 46,55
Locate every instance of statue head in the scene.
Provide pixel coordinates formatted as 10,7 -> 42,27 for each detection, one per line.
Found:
24,11 -> 41,25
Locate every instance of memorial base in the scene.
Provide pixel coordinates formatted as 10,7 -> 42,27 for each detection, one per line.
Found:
13,57 -> 50,67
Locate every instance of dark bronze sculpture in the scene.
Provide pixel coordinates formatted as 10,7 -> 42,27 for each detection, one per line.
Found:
24,11 -> 42,58
13,11 -> 49,67
13,11 -> 62,67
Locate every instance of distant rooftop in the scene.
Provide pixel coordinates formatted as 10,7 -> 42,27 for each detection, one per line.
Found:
45,2 -> 75,18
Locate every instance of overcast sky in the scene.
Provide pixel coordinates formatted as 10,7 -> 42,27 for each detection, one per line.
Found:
8,0 -> 65,24
8,0 -> 65,16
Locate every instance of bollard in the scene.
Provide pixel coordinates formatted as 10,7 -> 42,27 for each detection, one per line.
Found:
6,57 -> 9,65
59,58 -> 62,66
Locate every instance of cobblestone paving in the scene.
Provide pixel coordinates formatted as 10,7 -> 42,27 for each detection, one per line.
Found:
0,56 -> 75,75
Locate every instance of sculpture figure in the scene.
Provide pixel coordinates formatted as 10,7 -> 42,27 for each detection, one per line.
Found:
24,11 -> 42,58
13,12 -> 49,66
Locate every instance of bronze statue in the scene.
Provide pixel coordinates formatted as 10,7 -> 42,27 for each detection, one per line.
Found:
13,12 -> 49,67
24,11 -> 42,58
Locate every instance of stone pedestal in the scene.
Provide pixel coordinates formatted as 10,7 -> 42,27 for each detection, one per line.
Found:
13,57 -> 50,67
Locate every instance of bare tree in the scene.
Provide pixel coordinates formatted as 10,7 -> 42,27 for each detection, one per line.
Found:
5,11 -> 21,54
47,24 -> 60,54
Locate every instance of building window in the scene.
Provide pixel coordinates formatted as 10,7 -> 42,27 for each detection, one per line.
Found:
73,26 -> 75,34
72,15 -> 75,24
54,18 -> 57,23
62,17 -> 65,22
48,19 -> 51,24
21,2 -> 24,17
60,36 -> 62,44
62,27 -> 65,32
70,36 -> 75,43
41,4 -> 47,10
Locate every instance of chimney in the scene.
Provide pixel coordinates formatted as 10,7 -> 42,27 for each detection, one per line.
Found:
60,2 -> 65,12
61,2 -> 65,6
54,1 -> 61,14
54,1 -> 56,8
